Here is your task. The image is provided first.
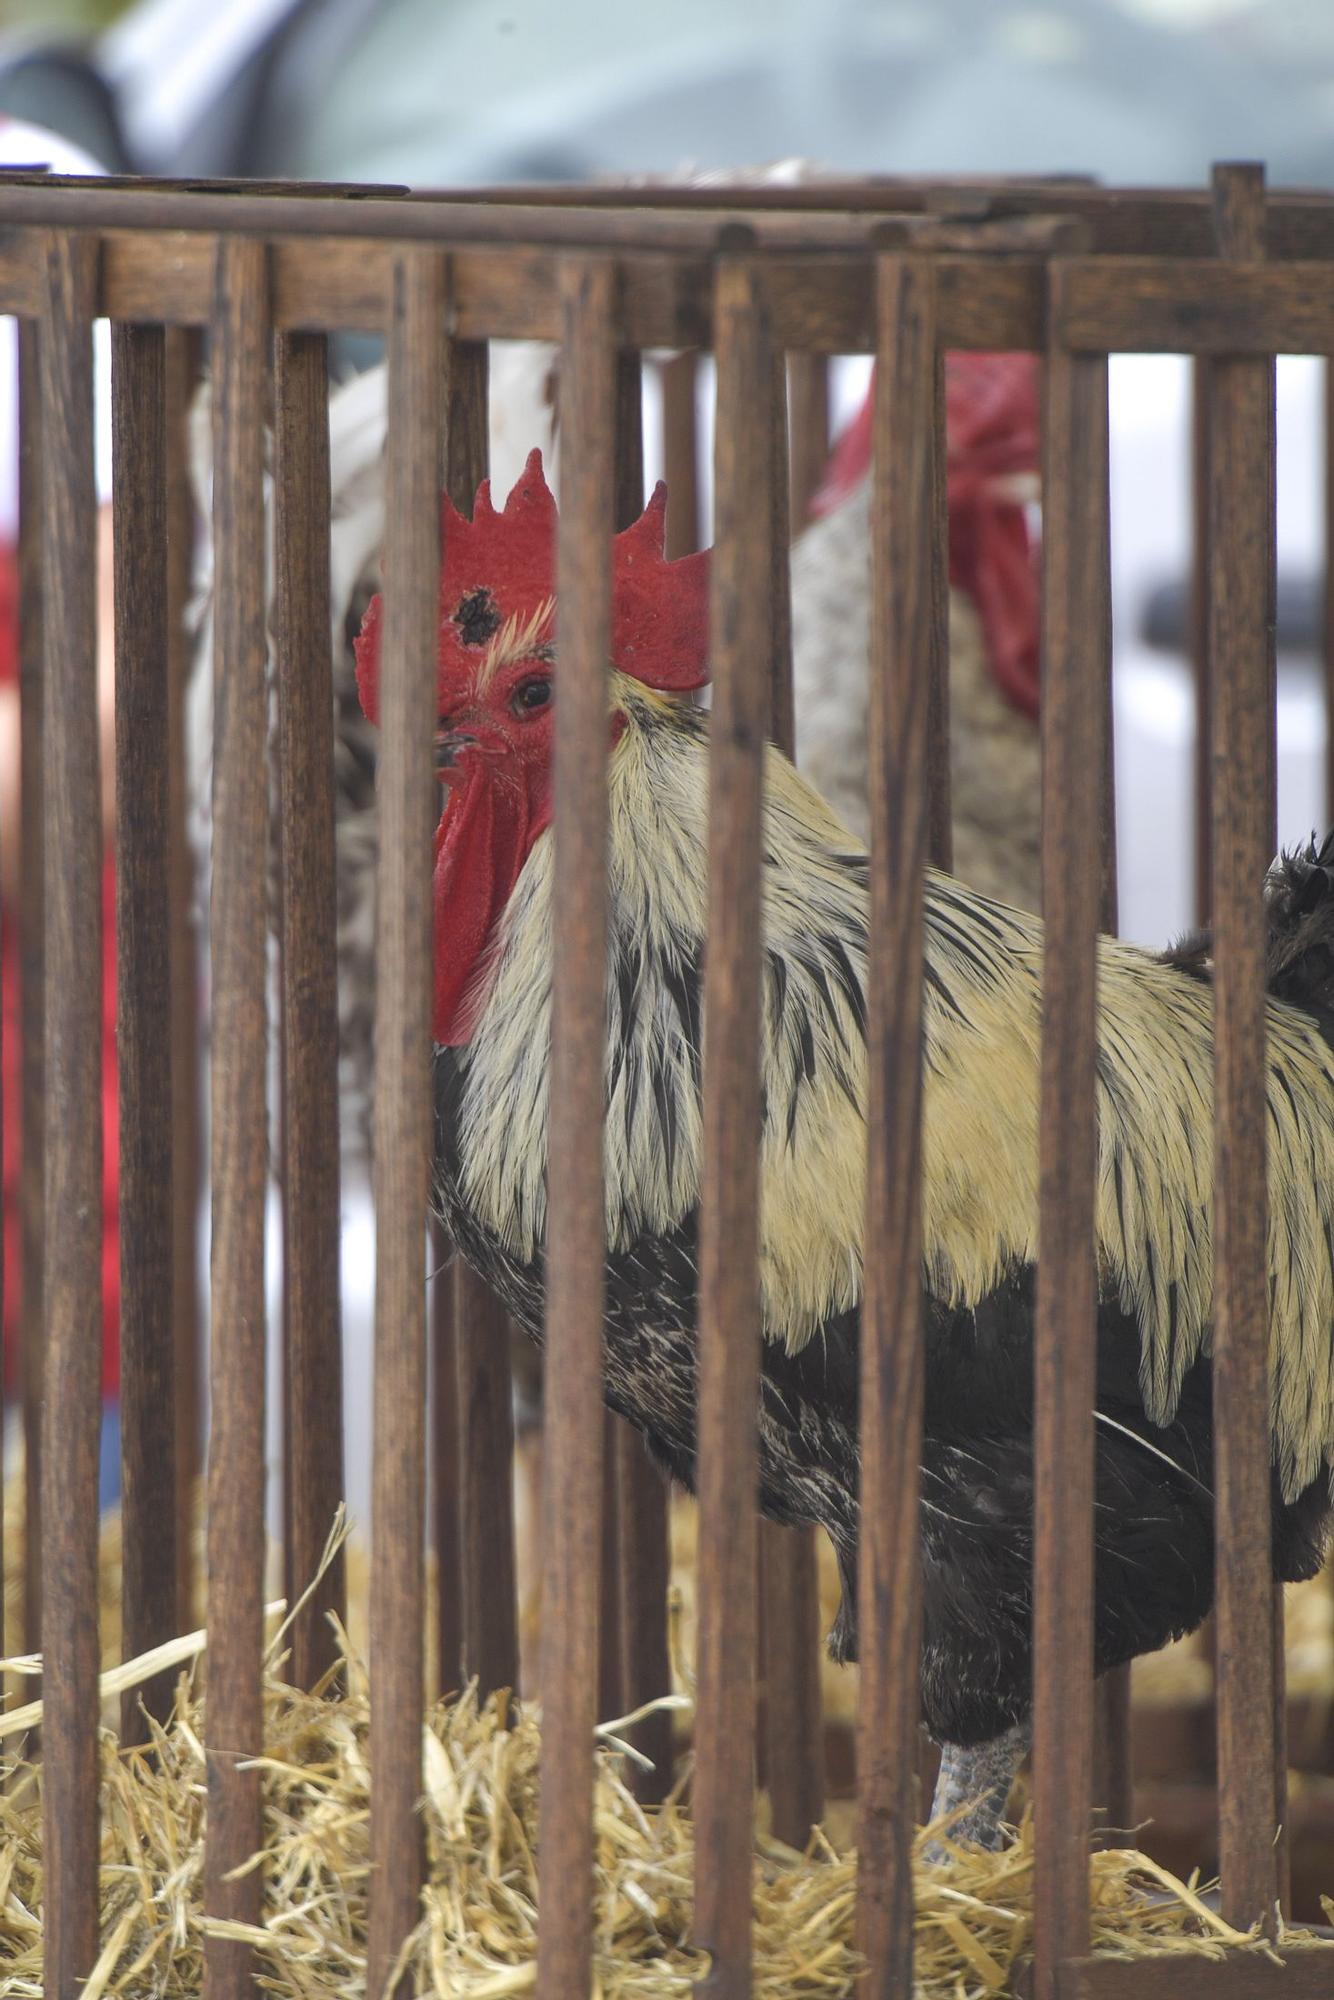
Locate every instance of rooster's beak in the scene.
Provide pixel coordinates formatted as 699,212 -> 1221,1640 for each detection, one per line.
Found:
434,728 -> 475,779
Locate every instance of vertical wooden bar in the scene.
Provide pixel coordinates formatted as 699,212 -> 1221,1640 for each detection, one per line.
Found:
431,1285 -> 462,1682
767,355 -> 795,757
1207,160 -> 1282,1934
366,247 -> 442,1997
610,344 -> 674,1794
112,320 -> 178,1736
431,333 -> 470,1702
598,1415 -> 624,1719
760,349 -> 825,1851
856,253 -> 938,2000
1326,360 -> 1334,828
0,593 -> 4,1680
1092,461 -> 1134,1846
926,349 -> 953,876
1184,166 -> 1260,1715
1192,362 -> 1212,929
430,330 -> 483,1703
164,325 -> 202,1618
203,235 -> 271,2000
17,318 -> 44,1666
599,352 -> 638,1736
37,225 -> 101,2000
453,985 -> 519,1696
274,328 -> 345,1691
441,331 -> 520,1708
693,248 -> 770,2000
615,1427 -> 673,1784
535,254 -> 614,2000
430,1221 -> 463,1694
758,1520 -> 825,1845
662,350 -> 701,561
1031,302 -> 1109,2000
787,351 -> 829,532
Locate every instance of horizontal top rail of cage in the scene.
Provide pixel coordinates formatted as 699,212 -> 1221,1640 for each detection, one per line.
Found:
0,230 -> 1038,352
11,166 -> 1334,256
0,177 -> 1098,251
0,169 -> 413,201
2,181 -> 1333,352
428,177 -> 1334,257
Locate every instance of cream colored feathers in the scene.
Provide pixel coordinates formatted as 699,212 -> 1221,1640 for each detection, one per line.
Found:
451,691 -> 1334,1501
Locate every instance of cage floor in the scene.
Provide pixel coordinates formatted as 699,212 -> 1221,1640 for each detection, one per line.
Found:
1,1510 -> 1333,1996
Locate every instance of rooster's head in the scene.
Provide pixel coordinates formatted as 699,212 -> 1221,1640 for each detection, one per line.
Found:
354,448 -> 709,1045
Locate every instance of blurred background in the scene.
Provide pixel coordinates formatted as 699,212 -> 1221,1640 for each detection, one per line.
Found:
0,0 -> 1330,1507
1,0 -> 1333,1904
1,0 -> 1333,1803
0,0 -> 1325,940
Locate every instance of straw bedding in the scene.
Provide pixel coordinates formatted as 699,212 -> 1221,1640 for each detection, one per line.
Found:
1,1505 -> 1332,1995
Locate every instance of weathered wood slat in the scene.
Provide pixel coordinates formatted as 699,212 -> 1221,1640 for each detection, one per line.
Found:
455,1262 -> 520,1699
1056,257 -> 1334,353
1206,161 -> 1283,1935
274,328 -> 346,1692
1031,322 -> 1110,2000
431,329 -> 492,1708
693,252 -> 772,2000
21,164 -> 1334,256
1191,361 -> 1213,930
17,317 -> 44,1675
203,235 -> 272,2000
787,351 -> 829,531
437,331 -> 522,1708
661,351 -> 702,561
856,252 -> 939,2000
1325,360 -> 1334,849
430,1222 -> 463,1696
37,223 -> 102,2000
367,247 -> 443,1996
1059,1952 -> 1334,2000
0,180 -> 1082,249
608,344 -> 675,1799
112,319 -> 179,1736
1091,376 -> 1132,1849
0,233 -> 1048,351
535,253 -> 615,2000
163,325 -> 203,1621
760,348 -> 826,1855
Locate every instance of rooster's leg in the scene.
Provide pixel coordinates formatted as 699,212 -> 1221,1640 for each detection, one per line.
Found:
924,1718 -> 1030,1858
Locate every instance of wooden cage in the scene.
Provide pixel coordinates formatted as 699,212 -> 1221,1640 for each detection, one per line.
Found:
1,163 -> 1334,1998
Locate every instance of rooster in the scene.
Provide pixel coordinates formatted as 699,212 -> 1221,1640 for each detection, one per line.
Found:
182,343 -> 1039,1167
355,452 -> 1334,1844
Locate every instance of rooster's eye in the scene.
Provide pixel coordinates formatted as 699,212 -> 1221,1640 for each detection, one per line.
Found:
512,676 -> 552,717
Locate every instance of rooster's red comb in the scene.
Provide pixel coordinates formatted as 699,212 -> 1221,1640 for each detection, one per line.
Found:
354,447 -> 710,722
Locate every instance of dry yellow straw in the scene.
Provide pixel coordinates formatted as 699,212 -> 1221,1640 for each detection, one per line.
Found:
0,1502 -> 1331,1994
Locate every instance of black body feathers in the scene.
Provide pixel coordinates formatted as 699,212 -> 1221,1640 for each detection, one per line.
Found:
436,793 -> 1334,1750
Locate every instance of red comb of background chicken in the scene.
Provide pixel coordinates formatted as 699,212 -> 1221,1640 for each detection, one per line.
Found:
811,353 -> 1042,719
355,447 -> 710,720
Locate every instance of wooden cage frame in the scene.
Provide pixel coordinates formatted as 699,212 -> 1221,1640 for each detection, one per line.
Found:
1,163 -> 1333,2000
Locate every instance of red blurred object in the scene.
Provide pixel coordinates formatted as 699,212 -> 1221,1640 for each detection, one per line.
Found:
0,537 -> 120,1396
811,352 -> 1042,720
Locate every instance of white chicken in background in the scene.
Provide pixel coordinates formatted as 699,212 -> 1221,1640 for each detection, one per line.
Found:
793,351 -> 1042,907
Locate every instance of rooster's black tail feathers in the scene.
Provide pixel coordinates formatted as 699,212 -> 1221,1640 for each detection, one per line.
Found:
1264,830 -> 1334,1032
